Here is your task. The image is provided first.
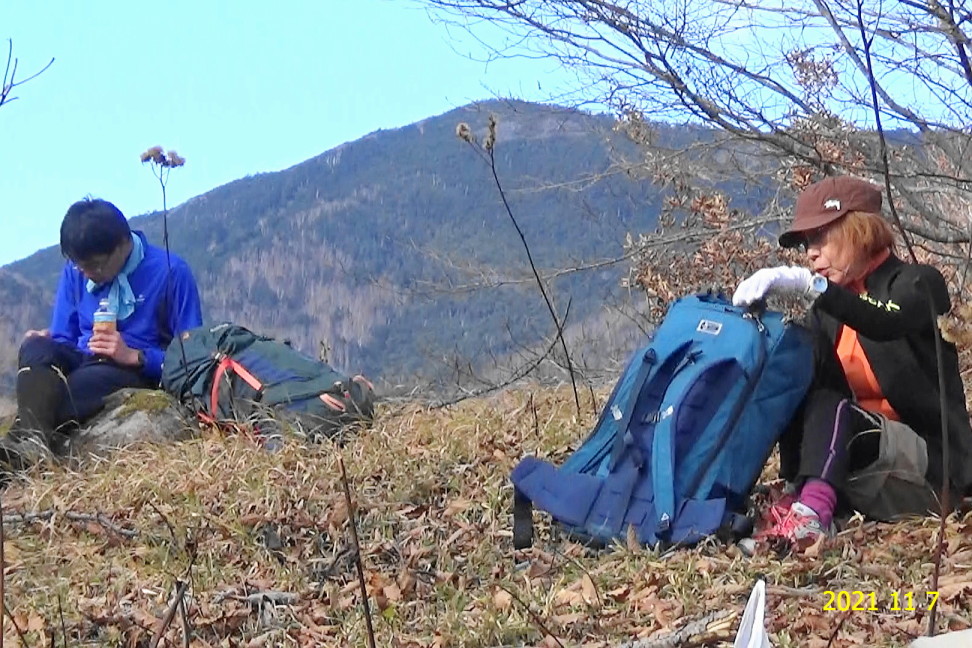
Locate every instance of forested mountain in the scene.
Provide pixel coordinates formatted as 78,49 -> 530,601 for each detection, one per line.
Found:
0,269 -> 51,395
0,100 -> 770,396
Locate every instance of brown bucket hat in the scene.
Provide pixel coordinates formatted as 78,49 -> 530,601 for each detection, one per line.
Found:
779,176 -> 883,248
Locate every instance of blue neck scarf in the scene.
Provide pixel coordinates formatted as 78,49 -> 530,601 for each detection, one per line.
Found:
85,233 -> 145,321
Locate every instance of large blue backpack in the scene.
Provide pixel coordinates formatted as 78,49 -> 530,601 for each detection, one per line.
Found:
511,292 -> 814,548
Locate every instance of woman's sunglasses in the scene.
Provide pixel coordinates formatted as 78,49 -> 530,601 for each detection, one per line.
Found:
797,226 -> 829,252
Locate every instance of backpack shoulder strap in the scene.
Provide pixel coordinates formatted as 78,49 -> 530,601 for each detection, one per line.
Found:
606,341 -> 693,472
605,346 -> 657,470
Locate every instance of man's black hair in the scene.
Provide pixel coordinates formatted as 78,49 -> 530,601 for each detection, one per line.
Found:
59,198 -> 131,261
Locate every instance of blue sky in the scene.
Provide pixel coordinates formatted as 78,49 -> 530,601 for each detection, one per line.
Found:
0,1 -> 564,266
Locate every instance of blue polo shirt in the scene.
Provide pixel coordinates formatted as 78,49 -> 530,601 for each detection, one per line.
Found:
49,231 -> 204,382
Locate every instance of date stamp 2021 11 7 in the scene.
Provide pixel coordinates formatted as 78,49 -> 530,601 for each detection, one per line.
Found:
822,590 -> 939,612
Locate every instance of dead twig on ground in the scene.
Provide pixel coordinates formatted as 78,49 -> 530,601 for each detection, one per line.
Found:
57,591 -> 68,648
339,456 -> 376,648
2,509 -> 138,538
213,589 -> 300,607
497,584 -> 564,648
148,579 -> 189,648
64,512 -> 138,538
619,609 -> 738,648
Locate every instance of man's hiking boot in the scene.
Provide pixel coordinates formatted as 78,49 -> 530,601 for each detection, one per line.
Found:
756,500 -> 831,552
0,365 -> 67,474
15,366 -> 65,437
0,425 -> 53,472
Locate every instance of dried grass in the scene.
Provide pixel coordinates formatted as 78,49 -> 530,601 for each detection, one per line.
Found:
0,385 -> 968,647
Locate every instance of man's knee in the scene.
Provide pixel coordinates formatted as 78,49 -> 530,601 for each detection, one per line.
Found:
18,335 -> 61,368
62,366 -> 150,423
18,336 -> 83,373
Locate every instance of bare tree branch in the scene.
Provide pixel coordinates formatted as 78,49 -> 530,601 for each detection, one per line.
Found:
424,0 -> 972,287
1,40 -> 53,110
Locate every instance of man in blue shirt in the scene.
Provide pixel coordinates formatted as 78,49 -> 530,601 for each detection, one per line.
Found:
2,198 -> 203,468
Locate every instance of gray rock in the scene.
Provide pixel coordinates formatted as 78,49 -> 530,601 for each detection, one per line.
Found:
69,388 -> 195,457
737,538 -> 757,557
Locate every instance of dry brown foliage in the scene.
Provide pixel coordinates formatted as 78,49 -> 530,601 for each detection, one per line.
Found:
426,0 -> 972,382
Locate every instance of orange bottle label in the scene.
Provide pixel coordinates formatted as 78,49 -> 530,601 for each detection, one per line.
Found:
93,320 -> 116,333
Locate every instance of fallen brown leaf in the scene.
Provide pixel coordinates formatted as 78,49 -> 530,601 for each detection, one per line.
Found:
493,587 -> 512,611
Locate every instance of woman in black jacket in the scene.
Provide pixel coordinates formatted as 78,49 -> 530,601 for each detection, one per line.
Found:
732,175 -> 972,550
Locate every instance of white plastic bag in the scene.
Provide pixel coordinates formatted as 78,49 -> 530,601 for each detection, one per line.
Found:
733,579 -> 772,648
910,629 -> 972,647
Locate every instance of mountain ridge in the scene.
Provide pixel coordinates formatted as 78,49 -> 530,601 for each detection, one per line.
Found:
0,99 -> 755,396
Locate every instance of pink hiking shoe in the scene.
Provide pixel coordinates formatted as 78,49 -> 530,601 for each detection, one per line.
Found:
756,500 -> 829,552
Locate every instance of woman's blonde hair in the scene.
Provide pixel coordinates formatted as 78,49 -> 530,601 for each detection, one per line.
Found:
826,210 -> 895,263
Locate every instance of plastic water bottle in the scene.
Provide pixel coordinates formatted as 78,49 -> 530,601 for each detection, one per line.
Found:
93,298 -> 117,334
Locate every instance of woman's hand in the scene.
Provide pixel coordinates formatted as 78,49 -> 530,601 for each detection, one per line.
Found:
733,266 -> 812,307
88,330 -> 140,366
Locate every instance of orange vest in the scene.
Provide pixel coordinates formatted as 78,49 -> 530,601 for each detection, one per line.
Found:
835,325 -> 900,421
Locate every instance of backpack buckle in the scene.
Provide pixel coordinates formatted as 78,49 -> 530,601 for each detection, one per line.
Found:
643,405 -> 674,424
743,311 -> 766,333
658,512 -> 671,533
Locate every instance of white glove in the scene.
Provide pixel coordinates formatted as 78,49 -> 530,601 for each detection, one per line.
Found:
732,266 -> 812,307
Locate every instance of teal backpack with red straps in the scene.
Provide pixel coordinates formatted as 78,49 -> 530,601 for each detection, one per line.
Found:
161,322 -> 375,439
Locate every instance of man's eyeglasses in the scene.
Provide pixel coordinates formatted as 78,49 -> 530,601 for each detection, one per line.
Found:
72,247 -> 118,276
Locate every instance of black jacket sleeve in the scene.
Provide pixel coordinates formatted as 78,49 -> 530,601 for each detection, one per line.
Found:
813,263 -> 950,341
